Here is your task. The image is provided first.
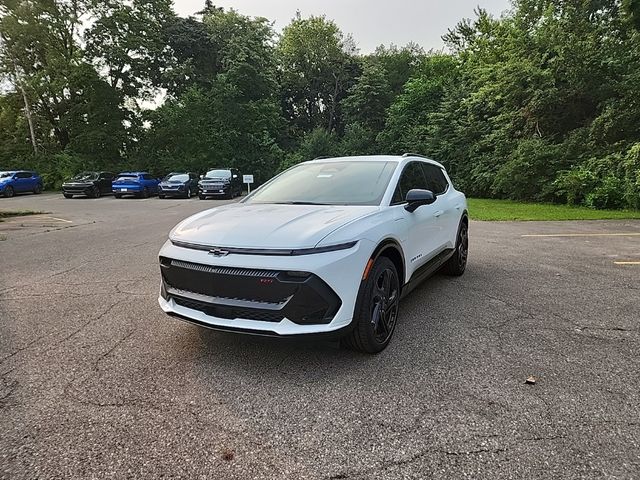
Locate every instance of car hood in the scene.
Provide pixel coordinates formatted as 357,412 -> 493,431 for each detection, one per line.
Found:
170,203 -> 379,249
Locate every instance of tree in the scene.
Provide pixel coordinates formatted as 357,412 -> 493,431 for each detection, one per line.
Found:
277,14 -> 357,136
341,62 -> 391,132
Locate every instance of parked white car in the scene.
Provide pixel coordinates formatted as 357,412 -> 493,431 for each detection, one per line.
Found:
158,154 -> 468,353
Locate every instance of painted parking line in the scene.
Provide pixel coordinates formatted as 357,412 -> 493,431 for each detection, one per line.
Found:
49,217 -> 73,223
614,261 -> 640,265
522,233 -> 640,238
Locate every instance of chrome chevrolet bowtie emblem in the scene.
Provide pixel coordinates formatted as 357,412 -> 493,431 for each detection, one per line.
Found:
209,248 -> 230,257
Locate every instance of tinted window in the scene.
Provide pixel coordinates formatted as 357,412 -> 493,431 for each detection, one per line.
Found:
142,174 -> 154,180
391,162 -> 429,204
164,174 -> 189,182
422,164 -> 448,195
246,161 -> 398,206
205,169 -> 232,179
17,172 -> 33,178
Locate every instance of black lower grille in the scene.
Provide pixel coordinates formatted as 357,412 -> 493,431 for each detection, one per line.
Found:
160,257 -> 341,325
173,297 -> 285,322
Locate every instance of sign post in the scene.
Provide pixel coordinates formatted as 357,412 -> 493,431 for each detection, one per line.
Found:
243,174 -> 254,194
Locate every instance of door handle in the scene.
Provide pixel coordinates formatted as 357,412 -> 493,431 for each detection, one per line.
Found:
434,210 -> 444,218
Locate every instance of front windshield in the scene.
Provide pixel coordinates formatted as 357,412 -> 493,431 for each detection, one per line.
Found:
164,174 -> 189,182
205,169 -> 231,179
245,161 -> 397,206
72,172 -> 98,181
0,172 -> 13,179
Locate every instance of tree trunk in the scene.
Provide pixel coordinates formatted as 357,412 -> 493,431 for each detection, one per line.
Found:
18,83 -> 38,154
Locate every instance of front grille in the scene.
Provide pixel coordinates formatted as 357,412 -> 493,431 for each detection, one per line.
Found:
169,259 -> 278,278
173,297 -> 285,322
160,257 -> 341,325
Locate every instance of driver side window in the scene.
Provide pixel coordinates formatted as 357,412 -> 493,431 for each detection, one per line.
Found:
391,162 -> 429,205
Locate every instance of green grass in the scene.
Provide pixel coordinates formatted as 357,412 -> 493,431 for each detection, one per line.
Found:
0,210 -> 44,222
468,198 -> 640,221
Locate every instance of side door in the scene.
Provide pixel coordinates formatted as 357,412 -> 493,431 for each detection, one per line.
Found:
98,173 -> 111,193
142,173 -> 157,192
421,163 -> 458,249
392,161 -> 444,279
15,172 -> 32,192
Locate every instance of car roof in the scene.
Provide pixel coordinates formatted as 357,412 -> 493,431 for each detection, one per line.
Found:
117,171 -> 148,175
304,155 -> 445,169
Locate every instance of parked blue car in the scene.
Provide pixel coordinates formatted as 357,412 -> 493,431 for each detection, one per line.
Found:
112,172 -> 160,198
0,170 -> 43,198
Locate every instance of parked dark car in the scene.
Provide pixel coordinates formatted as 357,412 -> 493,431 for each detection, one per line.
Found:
62,171 -> 115,198
112,172 -> 160,198
158,172 -> 199,199
0,170 -> 43,198
198,168 -> 242,199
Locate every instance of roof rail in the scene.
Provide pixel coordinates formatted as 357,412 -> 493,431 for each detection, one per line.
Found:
402,152 -> 429,159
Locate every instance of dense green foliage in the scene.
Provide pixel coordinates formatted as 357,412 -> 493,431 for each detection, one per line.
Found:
1,0 -> 639,208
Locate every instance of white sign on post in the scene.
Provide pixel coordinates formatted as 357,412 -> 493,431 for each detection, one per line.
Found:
243,174 -> 254,193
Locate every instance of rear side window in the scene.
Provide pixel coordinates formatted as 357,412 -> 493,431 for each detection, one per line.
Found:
17,172 -> 32,178
142,174 -> 154,180
422,164 -> 449,195
391,162 -> 429,204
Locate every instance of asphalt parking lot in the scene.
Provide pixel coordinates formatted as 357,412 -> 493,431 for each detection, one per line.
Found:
1,193 -> 639,479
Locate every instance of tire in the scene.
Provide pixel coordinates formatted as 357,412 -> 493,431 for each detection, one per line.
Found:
92,187 -> 101,198
441,218 -> 469,276
342,256 -> 400,354
198,194 -> 206,200
114,194 -> 122,199
3,186 -> 14,198
34,184 -> 43,194
141,187 -> 150,199
158,194 -> 165,199
63,193 -> 73,199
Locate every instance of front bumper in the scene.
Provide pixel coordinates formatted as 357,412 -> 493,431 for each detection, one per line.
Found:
199,184 -> 230,196
157,239 -> 374,335
159,187 -> 187,197
62,184 -> 95,195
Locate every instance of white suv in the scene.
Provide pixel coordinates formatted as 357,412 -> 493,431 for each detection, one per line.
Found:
158,154 -> 468,353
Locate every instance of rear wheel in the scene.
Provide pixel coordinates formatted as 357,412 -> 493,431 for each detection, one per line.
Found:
342,256 -> 400,354
3,186 -> 14,198
33,184 -> 43,194
141,187 -> 150,199
441,219 -> 468,276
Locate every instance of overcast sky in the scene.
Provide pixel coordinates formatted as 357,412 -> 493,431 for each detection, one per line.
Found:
173,0 -> 512,53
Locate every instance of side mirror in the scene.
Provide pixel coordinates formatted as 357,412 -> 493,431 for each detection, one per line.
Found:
404,189 -> 436,212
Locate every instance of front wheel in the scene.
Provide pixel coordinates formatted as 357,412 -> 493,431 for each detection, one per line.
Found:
441,219 -> 468,276
342,256 -> 400,354
3,186 -> 14,198
114,194 -> 122,199
92,187 -> 101,198
198,194 -> 206,200
63,193 -> 73,199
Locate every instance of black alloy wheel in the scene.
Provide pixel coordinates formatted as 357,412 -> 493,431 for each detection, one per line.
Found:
4,186 -> 14,198
442,219 -> 468,276
93,186 -> 101,198
34,184 -> 43,194
370,267 -> 400,344
343,256 -> 401,353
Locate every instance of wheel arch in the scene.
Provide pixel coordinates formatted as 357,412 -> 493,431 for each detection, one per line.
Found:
368,238 -> 406,286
